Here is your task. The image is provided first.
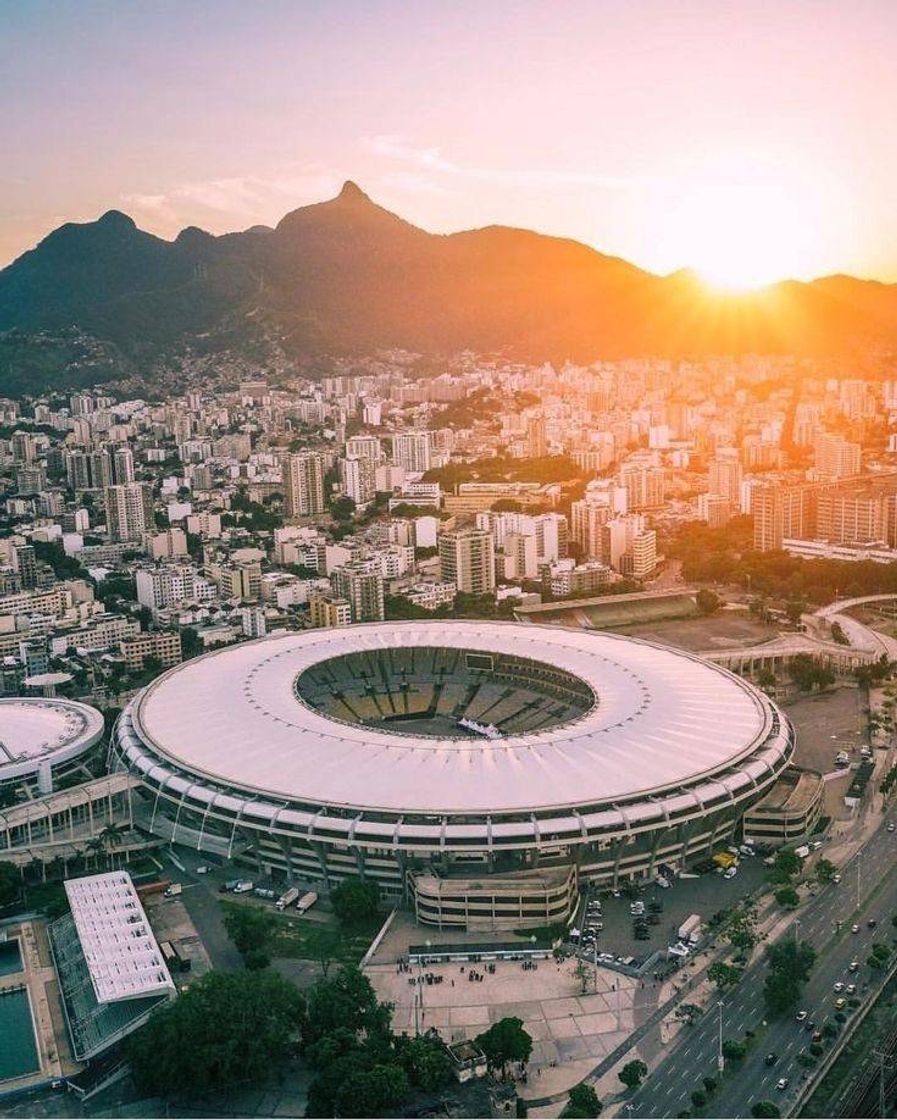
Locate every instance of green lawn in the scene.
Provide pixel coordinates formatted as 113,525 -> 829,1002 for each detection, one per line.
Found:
220,899 -> 381,967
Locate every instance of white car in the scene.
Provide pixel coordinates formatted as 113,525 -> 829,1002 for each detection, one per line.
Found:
833,982 -> 844,993
888,823 -> 896,833
795,1010 -> 808,1022
723,866 -> 738,879
776,1078 -> 789,1091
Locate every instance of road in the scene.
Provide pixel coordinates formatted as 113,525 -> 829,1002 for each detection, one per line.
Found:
626,813 -> 897,1118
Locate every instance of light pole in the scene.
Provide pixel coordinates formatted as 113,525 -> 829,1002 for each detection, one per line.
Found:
857,851 -> 862,911
717,1001 -> 725,1073
794,918 -> 801,946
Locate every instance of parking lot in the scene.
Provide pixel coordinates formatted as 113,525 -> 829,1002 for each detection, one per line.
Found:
571,858 -> 769,964
786,686 -> 865,776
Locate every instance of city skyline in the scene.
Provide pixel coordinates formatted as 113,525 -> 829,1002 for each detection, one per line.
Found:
3,0 -> 897,287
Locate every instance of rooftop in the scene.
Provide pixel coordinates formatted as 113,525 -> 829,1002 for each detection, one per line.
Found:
130,621 -> 778,815
64,872 -> 175,1005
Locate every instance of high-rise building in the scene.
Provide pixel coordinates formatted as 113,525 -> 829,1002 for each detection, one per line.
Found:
345,436 -> 383,462
752,484 -> 817,552
112,446 -> 135,484
105,482 -> 154,541
526,415 -> 547,458
331,563 -> 385,623
282,452 -> 325,518
439,529 -> 496,595
14,545 -> 38,590
708,448 -> 743,506
618,463 -> 665,510
814,434 -> 861,482
392,431 -> 432,474
340,456 -> 376,507
571,500 -> 612,559
309,592 -> 352,629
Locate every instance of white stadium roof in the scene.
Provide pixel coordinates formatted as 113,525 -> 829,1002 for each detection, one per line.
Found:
64,872 -> 175,1004
132,622 -> 774,815
0,697 -> 104,781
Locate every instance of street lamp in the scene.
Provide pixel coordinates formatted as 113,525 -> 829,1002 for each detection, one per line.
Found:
717,1001 -> 725,1073
794,918 -> 801,946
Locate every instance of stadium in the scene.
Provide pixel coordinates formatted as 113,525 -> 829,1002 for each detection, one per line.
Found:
0,697 -> 104,794
111,621 -> 794,930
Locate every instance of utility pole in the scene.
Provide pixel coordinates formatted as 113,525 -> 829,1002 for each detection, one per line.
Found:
794,918 -> 801,946
857,850 -> 862,911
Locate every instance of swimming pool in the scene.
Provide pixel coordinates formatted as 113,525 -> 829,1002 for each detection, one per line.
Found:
0,939 -> 23,977
0,987 -> 40,1082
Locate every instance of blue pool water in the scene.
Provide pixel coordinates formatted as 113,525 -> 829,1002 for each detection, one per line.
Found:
0,987 -> 40,1081
0,939 -> 23,977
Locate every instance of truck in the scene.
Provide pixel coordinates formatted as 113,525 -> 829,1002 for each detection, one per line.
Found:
163,883 -> 182,898
713,851 -> 737,870
678,914 -> 702,944
136,878 -> 171,897
276,887 -> 300,911
232,880 -> 254,894
296,890 -> 318,914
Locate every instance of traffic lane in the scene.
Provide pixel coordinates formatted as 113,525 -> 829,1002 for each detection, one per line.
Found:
628,827 -> 897,1116
688,884 -> 897,1118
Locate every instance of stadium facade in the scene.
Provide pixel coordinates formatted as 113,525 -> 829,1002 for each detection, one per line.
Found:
110,622 -> 794,929
0,697 -> 104,794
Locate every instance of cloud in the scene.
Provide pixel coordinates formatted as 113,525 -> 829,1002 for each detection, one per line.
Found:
120,165 -> 342,236
363,135 -> 652,191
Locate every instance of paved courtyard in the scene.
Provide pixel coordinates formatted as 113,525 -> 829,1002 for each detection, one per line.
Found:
367,955 -> 648,1076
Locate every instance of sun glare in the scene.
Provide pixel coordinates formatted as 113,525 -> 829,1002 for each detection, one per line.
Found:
666,152 -> 839,291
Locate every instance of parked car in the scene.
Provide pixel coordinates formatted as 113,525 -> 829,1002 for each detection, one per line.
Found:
833,982 -> 844,992
776,1078 -> 790,1091
765,1054 -> 777,1066
724,866 -> 738,879
849,960 -> 860,972
795,1010 -> 808,1022
834,997 -> 847,1010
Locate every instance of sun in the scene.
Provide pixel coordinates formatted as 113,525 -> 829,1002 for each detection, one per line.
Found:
665,152 -> 838,290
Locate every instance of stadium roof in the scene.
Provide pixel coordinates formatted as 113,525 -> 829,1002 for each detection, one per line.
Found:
64,872 -> 175,1004
0,697 -> 104,781
131,622 -> 775,815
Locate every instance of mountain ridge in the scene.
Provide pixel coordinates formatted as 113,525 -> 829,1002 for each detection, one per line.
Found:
1,181 -> 895,395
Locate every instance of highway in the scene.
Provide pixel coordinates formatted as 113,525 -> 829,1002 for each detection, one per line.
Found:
626,811 -> 897,1118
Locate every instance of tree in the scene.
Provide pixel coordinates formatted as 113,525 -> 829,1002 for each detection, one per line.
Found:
333,1062 -> 409,1117
476,1017 -> 533,1077
127,970 -> 304,1097
619,1060 -> 648,1090
756,668 -> 777,692
305,965 -> 388,1045
696,589 -> 721,615
330,496 -> 357,522
816,859 -> 837,884
396,1031 -> 453,1092
708,961 -> 743,991
722,1038 -> 747,1060
222,904 -> 277,968
702,1077 -> 717,1094
331,877 -> 381,926
772,849 -> 801,878
764,939 -> 816,1016
0,861 -> 21,908
751,1103 -> 780,1118
691,1089 -> 707,1110
774,886 -> 800,909
562,1083 -> 603,1118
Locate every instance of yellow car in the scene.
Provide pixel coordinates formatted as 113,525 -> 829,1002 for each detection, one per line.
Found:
834,997 -> 847,1010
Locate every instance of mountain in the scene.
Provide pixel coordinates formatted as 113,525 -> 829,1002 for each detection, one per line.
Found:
1,181 -> 896,393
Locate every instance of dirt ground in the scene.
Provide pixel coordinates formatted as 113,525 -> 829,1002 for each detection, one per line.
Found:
613,613 -> 777,652
784,687 -> 865,774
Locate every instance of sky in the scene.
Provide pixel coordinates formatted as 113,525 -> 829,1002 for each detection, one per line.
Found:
2,0 -> 896,286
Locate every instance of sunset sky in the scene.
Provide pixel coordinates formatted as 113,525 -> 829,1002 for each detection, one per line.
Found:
2,0 -> 896,286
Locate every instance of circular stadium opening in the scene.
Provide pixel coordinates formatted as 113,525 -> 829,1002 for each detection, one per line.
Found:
295,646 -> 596,739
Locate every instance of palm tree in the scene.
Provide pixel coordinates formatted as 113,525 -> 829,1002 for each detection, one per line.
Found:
100,823 -> 126,869
86,835 -> 107,870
